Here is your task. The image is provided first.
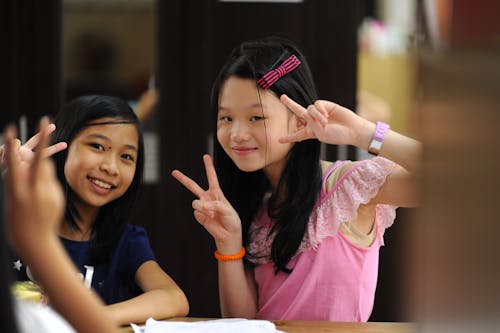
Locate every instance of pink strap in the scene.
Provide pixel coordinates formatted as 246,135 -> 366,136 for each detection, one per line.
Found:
368,121 -> 390,156
257,55 -> 301,89
321,161 -> 344,195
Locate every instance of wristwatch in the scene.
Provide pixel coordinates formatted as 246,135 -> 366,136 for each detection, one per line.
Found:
368,121 -> 390,156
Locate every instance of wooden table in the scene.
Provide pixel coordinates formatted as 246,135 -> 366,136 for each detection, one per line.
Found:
121,317 -> 414,333
272,320 -> 412,333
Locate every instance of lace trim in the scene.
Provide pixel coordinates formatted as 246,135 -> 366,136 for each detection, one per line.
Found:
247,157 -> 398,264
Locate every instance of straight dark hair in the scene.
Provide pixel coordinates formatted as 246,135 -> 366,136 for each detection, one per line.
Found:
52,95 -> 144,264
211,37 -> 322,273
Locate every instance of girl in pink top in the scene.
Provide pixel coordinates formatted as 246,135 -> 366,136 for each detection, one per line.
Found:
172,37 -> 420,322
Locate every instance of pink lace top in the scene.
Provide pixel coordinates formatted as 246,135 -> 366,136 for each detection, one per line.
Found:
246,157 -> 398,321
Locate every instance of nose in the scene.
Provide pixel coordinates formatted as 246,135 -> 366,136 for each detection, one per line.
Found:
230,121 -> 251,142
99,153 -> 119,176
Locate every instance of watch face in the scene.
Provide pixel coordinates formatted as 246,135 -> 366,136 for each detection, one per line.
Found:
368,140 -> 383,155
370,140 -> 383,151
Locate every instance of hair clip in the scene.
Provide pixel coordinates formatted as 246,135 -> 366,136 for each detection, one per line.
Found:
257,55 -> 301,89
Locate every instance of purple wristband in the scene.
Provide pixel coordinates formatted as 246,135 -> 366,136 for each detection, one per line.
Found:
368,121 -> 390,156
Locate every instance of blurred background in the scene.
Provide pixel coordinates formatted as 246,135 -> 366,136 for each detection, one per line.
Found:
2,0 -> 499,326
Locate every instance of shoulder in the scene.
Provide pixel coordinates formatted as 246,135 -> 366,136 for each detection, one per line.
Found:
117,224 -> 153,252
307,158 -> 398,248
320,160 -> 355,193
315,157 -> 398,220
323,157 -> 397,192
121,224 -> 149,239
114,225 -> 156,270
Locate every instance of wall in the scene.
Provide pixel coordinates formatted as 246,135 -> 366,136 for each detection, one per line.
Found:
62,3 -> 156,100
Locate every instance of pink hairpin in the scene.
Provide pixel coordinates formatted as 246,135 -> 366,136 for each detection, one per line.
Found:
257,54 -> 301,89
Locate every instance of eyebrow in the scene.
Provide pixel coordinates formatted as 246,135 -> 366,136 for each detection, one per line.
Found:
86,133 -> 138,151
219,103 -> 264,111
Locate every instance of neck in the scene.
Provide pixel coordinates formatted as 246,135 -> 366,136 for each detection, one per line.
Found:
263,165 -> 288,208
263,159 -> 286,190
59,223 -> 92,241
59,202 -> 99,241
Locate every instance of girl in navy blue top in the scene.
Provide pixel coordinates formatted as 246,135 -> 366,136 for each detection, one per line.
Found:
9,95 -> 188,325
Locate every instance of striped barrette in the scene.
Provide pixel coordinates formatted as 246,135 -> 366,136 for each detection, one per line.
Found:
257,55 -> 301,89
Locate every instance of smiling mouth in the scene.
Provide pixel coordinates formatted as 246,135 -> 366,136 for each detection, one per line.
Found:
232,147 -> 257,152
88,177 -> 116,190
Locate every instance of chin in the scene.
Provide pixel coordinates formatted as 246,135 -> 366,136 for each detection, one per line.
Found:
238,167 -> 258,173
234,162 -> 261,173
82,196 -> 114,208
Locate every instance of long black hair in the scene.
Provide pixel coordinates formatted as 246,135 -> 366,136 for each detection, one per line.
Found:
211,37 -> 322,273
52,95 -> 144,264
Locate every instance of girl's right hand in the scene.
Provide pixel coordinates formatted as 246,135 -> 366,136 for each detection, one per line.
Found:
0,123 -> 67,171
4,119 -> 65,254
172,154 -> 243,254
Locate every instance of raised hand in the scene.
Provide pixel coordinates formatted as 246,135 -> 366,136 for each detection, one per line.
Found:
172,154 -> 242,254
5,120 -> 118,333
0,123 -> 67,171
279,94 -> 369,147
4,118 -> 65,256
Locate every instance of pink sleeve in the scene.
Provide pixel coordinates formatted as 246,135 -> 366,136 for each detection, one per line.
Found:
305,157 -> 398,249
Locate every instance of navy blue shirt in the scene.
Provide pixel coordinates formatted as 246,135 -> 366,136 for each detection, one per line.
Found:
12,224 -> 156,305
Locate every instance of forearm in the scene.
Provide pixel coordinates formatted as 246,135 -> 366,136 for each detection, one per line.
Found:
107,288 -> 189,326
218,260 -> 258,318
357,120 -> 422,175
353,120 -> 421,207
21,237 -> 118,333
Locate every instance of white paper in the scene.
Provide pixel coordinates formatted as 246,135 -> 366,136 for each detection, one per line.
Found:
131,318 -> 285,333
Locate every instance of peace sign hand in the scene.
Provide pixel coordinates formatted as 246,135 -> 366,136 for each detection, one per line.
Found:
172,154 -> 243,254
0,123 -> 67,172
279,94 -> 366,147
4,118 -> 65,255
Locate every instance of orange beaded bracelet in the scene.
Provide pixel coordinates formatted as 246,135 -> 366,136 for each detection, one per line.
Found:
214,247 -> 246,261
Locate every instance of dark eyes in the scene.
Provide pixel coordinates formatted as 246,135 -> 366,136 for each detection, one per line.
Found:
250,116 -> 264,121
218,116 -> 264,122
89,143 -> 105,151
89,143 -> 135,162
219,116 -> 232,122
121,154 -> 135,162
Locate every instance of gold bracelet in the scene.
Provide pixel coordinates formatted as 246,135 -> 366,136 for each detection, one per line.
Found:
214,247 -> 246,261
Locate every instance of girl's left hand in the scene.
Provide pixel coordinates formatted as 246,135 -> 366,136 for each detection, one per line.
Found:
279,94 -> 369,147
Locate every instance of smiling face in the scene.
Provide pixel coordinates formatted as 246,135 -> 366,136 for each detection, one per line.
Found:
63,118 -> 139,217
216,76 -> 295,184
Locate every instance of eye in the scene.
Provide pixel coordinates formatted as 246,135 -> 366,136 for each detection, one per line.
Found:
89,143 -> 105,151
250,115 -> 264,121
218,116 -> 232,122
121,153 -> 136,162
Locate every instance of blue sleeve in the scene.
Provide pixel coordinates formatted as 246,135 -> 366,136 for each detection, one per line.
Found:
119,225 -> 156,278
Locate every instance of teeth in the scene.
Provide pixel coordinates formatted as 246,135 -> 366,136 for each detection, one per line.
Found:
91,179 -> 112,189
